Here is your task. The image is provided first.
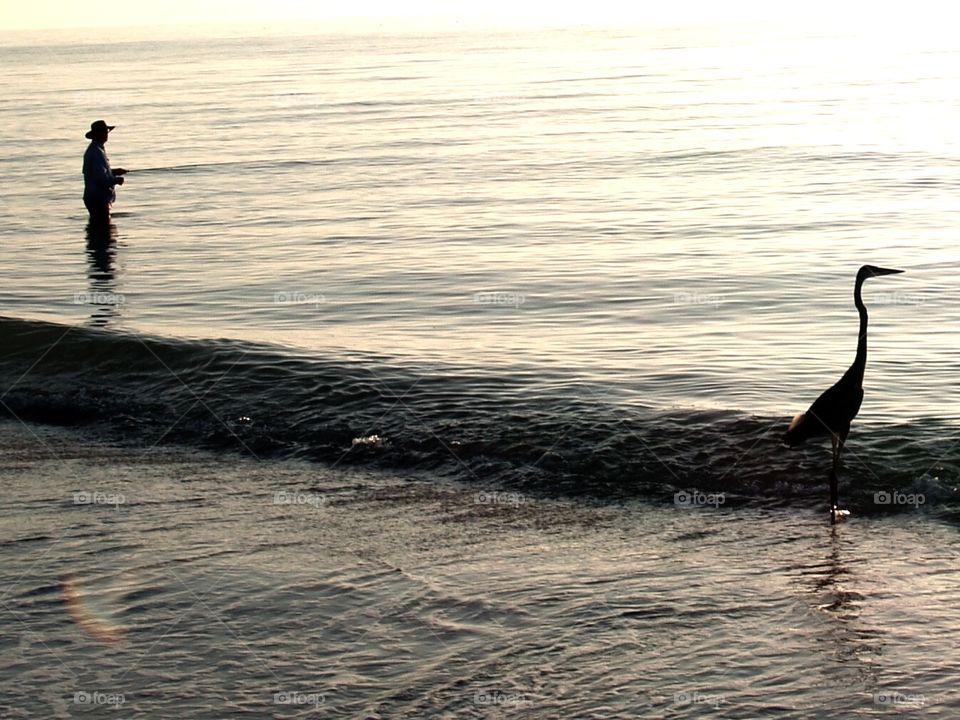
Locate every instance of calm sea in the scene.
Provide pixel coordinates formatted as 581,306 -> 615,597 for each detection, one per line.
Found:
1,19 -> 959,718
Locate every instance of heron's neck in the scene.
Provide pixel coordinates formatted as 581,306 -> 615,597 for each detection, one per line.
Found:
851,280 -> 868,381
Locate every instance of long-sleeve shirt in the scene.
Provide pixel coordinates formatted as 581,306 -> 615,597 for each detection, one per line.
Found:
82,141 -> 119,205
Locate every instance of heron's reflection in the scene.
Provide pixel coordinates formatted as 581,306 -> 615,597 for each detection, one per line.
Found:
84,221 -> 124,327
801,525 -> 883,692
816,525 -> 861,615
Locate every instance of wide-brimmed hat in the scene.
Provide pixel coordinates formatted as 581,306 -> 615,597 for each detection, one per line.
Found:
85,120 -> 115,139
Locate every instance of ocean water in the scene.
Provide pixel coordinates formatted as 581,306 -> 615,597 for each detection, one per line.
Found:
1,18 -> 960,718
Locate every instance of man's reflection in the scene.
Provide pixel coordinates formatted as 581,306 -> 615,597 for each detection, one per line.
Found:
84,221 -> 124,327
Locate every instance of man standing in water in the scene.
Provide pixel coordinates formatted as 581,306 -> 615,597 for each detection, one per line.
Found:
82,120 -> 127,225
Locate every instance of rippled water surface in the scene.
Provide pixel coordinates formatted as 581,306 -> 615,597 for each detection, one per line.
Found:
1,18 -> 959,718
1,22 -> 958,418
3,424 -> 960,718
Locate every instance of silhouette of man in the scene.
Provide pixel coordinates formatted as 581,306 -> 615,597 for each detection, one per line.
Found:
83,120 -> 127,225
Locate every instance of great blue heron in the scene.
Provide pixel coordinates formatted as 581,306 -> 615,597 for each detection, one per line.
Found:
783,265 -> 903,523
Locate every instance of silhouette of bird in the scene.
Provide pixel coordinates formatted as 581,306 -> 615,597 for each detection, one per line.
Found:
783,265 -> 903,523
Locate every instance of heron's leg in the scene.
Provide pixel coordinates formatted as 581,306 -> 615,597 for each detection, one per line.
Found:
829,433 -> 840,523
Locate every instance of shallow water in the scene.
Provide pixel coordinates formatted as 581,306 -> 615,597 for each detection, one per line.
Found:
1,422 -> 959,718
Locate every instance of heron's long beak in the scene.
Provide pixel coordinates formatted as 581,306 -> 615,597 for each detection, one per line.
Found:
870,267 -> 904,277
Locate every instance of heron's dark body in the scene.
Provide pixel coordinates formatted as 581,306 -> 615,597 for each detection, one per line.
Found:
783,365 -> 864,446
